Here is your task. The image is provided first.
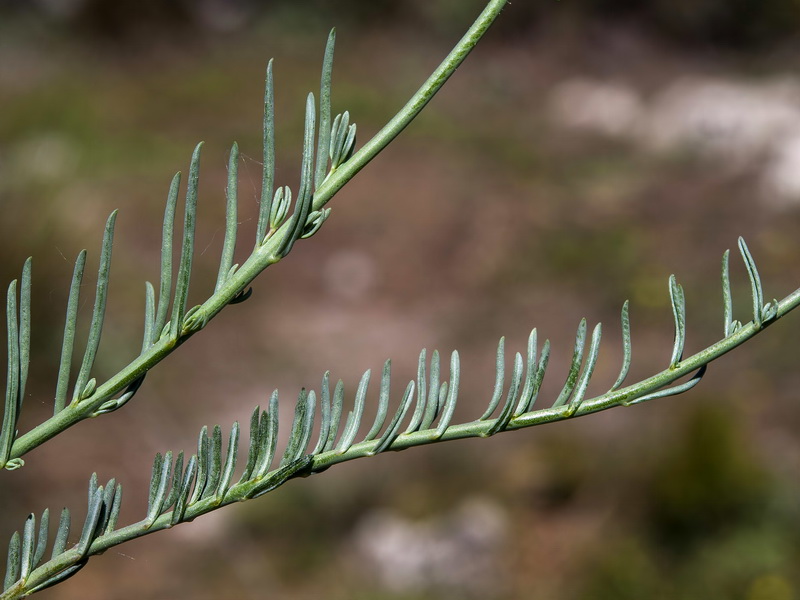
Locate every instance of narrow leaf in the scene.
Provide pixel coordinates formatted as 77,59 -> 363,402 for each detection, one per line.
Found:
254,392 -> 279,479
18,258 -> 31,413
146,451 -> 172,526
738,237 -> 764,327
281,389 -> 314,465
525,339 -> 550,412
170,142 -> 203,340
420,350 -> 441,431
76,487 -> 103,558
568,323 -> 603,413
147,453 -> 165,517
277,93 -> 316,258
237,406 -> 261,485
315,28 -> 336,188
54,250 -> 87,414
721,249 -> 733,336
88,472 -> 98,506
105,484 -> 123,535
610,301 -> 631,391
341,124 -> 357,163
256,59 -> 275,246
98,478 -> 117,534
323,375 -> 344,453
480,338 -> 506,419
4,531 -> 20,591
163,452 -> 184,512
269,186 -> 291,231
364,359 -> 391,442
435,351 -> 460,438
189,426 -> 210,505
336,369 -> 370,454
51,508 -> 70,559
372,381 -> 415,455
171,455 -> 198,526
32,508 -> 49,569
0,280 -> 19,468
201,426 -> 223,501
514,329 -> 538,416
249,455 -> 312,499
26,563 -> 87,595
625,365 -> 708,406
487,352 -> 524,436
669,275 -> 686,367
216,422 -> 239,499
311,372 -> 332,455
74,210 -> 118,403
19,514 -> 34,581
552,319 -> 587,408
405,349 -> 428,433
154,172 -> 180,339
142,282 -> 155,354
330,112 -> 353,169
216,142 -> 239,292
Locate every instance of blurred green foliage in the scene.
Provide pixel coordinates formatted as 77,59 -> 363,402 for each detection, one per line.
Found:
645,405 -> 770,549
575,405 -> 800,599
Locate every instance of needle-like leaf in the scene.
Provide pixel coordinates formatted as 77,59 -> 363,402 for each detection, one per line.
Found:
336,369 -> 370,454
4,531 -> 20,592
73,211 -> 118,403
154,172 -> 180,339
32,509 -> 48,570
364,360 -> 391,442
170,143 -> 203,340
567,323 -> 603,413
405,349 -> 428,433
51,509 -> 70,559
480,338 -> 506,420
315,29 -> 336,188
371,380 -> 415,455
669,275 -> 686,367
54,251 -> 87,415
19,514 -> 34,581
420,350 -> 441,431
610,301 -> 631,392
142,282 -> 155,354
552,319 -> 587,408
739,237 -> 764,327
256,59 -> 275,246
0,281 -> 19,469
721,250 -> 733,336
216,143 -> 239,292
18,259 -> 31,415
277,93 -> 316,258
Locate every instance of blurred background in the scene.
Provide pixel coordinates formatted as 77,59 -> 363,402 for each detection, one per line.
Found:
1,0 -> 800,598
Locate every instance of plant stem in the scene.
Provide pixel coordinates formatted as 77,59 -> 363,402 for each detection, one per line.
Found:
310,0 -> 510,212
6,284 -> 800,600
7,0 -> 510,465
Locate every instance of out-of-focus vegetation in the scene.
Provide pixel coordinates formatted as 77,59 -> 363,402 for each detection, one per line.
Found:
2,0 -> 800,46
1,1 -> 800,598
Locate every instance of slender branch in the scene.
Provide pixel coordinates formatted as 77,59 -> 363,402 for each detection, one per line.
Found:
311,0 -> 508,212
313,286 -> 800,470
5,0 -> 509,464
4,280 -> 799,599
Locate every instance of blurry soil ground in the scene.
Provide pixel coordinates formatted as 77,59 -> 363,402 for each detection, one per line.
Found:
1,2 -> 800,599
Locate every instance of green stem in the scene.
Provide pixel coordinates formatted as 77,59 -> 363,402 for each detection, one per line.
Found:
6,286 -> 800,600
310,0 -> 509,212
7,0 -> 509,464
